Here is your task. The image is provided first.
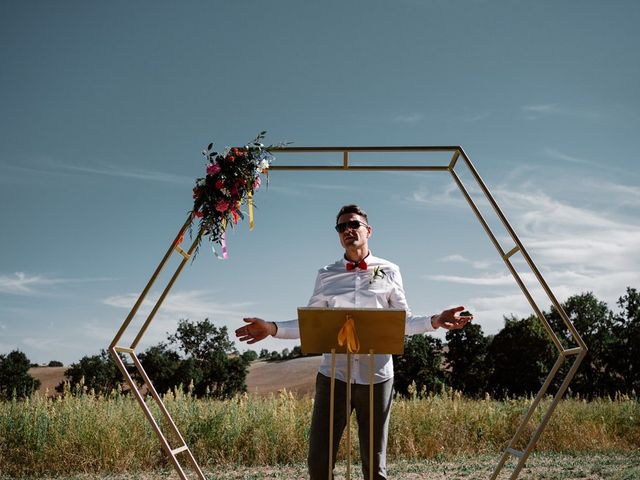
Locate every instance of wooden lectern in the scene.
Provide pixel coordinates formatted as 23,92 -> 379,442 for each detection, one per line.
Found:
298,307 -> 406,480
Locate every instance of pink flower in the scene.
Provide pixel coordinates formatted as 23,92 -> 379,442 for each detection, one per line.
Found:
254,175 -> 261,190
207,162 -> 221,176
215,179 -> 224,189
215,200 -> 230,212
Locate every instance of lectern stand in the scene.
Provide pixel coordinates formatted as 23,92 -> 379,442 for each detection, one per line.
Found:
298,307 -> 406,480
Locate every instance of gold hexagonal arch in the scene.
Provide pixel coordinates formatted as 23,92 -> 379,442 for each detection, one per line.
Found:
109,146 -> 587,480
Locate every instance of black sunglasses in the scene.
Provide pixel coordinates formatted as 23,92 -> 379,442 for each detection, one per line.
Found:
335,220 -> 368,233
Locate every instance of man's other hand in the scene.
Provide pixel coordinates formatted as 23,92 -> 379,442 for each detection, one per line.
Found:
432,306 -> 473,330
235,317 -> 276,344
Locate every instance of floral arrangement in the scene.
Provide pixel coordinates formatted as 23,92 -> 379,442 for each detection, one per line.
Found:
189,131 -> 283,258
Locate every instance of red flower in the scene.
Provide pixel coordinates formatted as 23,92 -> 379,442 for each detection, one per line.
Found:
215,200 -> 230,212
194,210 -> 204,218
207,162 -> 222,176
215,180 -> 224,189
227,155 -> 235,162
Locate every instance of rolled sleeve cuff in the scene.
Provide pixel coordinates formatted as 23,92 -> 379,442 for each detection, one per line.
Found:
273,319 -> 300,339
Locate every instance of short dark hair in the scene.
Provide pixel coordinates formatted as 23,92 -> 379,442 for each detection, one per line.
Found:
336,204 -> 368,224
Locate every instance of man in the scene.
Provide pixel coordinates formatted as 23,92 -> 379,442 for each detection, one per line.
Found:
235,204 -> 472,480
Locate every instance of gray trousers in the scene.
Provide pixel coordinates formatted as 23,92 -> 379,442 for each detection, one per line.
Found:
308,373 -> 393,480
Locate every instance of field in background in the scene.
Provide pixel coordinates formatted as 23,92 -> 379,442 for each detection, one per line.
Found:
30,357 -> 322,398
1,384 -> 638,478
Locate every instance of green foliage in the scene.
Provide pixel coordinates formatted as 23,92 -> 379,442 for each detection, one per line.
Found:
0,350 -> 40,400
445,323 -> 489,397
393,335 -> 445,398
57,350 -> 120,396
137,343 -> 183,394
546,292 -> 619,398
241,349 -> 258,362
486,315 -> 556,398
164,318 -> 250,398
47,360 -> 63,367
613,287 -> 640,393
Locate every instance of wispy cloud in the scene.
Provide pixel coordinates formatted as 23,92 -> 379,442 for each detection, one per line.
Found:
51,161 -> 193,184
429,273 -> 514,286
392,113 -> 424,124
2,159 -> 192,185
542,148 -> 601,168
522,103 -> 562,117
409,181 -> 467,208
522,103 -> 600,121
103,289 -> 254,320
0,272 -> 112,295
421,177 -> 640,322
460,112 -> 490,123
102,289 -> 256,348
437,254 -> 492,269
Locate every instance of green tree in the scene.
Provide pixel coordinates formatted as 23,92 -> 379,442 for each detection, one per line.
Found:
47,360 -> 63,367
445,323 -> 489,397
168,318 -> 249,398
241,350 -> 258,362
58,349 -> 121,396
137,343 -> 183,394
393,335 -> 445,398
613,287 -> 640,393
486,315 -> 556,398
546,292 -> 617,398
0,350 -> 40,400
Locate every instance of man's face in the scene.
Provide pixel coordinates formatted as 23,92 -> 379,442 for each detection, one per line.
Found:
336,213 -> 371,250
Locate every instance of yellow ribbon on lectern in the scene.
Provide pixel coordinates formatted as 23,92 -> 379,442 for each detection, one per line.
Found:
338,315 -> 360,353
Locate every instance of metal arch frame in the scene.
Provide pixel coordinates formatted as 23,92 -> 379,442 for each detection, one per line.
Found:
108,145 -> 587,480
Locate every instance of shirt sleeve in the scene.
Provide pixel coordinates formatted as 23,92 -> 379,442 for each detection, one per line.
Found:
273,271 -> 327,339
388,267 -> 436,335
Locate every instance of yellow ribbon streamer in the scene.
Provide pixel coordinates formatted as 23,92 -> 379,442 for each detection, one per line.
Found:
337,315 -> 360,353
248,191 -> 254,231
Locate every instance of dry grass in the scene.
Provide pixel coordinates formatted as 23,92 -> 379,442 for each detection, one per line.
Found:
0,387 -> 638,478
24,454 -> 640,480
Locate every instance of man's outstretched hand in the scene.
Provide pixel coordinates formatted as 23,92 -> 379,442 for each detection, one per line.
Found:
235,317 -> 276,344
432,306 -> 473,330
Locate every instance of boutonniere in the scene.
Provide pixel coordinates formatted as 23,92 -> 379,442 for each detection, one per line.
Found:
370,266 -> 387,284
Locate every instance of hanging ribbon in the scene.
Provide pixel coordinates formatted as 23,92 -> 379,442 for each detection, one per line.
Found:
337,315 -> 360,353
212,219 -> 229,260
221,218 -> 228,259
248,191 -> 254,231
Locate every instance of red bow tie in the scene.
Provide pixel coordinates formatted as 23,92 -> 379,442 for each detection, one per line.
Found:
346,260 -> 368,271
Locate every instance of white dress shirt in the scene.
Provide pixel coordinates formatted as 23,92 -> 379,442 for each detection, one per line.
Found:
274,253 -> 436,384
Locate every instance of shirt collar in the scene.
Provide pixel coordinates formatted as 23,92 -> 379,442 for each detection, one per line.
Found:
341,250 -> 372,266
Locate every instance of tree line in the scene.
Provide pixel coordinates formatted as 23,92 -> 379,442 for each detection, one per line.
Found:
395,287 -> 640,399
1,287 -> 638,401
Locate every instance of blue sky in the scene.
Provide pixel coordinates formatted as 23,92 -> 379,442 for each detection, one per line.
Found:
1,0 -> 639,365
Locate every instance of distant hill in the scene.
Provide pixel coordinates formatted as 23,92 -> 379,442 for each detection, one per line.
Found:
246,356 -> 321,397
29,356 -> 321,398
29,366 -> 67,395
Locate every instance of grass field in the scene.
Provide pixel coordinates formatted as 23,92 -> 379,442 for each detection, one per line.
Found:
1,385 -> 638,478
24,454 -> 640,479
17,361 -> 640,479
